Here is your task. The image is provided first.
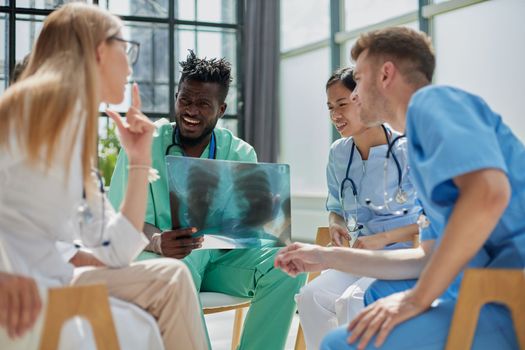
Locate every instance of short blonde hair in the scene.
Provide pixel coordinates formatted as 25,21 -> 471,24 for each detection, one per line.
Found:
351,27 -> 435,84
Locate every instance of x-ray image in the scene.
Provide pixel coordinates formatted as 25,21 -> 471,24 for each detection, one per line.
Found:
166,156 -> 291,249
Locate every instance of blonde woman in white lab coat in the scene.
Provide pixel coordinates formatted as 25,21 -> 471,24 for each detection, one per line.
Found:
0,3 -> 207,350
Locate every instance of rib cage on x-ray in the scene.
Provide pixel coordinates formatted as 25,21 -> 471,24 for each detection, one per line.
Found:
166,156 -> 291,248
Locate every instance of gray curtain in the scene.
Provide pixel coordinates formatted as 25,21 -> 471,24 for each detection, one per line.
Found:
242,0 -> 280,163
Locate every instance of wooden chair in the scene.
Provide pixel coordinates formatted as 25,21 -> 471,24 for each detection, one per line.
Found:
445,268 -> 525,350
39,284 -> 119,350
201,292 -> 251,350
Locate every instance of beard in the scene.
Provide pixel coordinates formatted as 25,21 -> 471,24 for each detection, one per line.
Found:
178,124 -> 215,146
175,112 -> 218,147
359,84 -> 392,127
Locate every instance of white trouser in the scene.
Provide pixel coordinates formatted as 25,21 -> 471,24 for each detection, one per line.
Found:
295,269 -> 375,350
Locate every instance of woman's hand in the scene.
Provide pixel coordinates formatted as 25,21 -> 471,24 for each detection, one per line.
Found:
352,233 -> 389,250
347,289 -> 429,349
329,222 -> 350,247
106,83 -> 155,165
0,272 -> 42,339
69,251 -> 106,267
274,243 -> 328,277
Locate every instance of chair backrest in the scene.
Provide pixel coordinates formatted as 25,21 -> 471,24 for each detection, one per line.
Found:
445,268 -> 525,350
39,284 -> 119,350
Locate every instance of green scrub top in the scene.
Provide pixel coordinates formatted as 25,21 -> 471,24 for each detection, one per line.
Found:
108,119 -> 258,230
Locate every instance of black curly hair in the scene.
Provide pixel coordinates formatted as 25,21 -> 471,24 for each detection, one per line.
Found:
178,50 -> 232,103
326,67 -> 356,92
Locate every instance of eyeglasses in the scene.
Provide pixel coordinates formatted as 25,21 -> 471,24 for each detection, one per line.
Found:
107,36 -> 140,65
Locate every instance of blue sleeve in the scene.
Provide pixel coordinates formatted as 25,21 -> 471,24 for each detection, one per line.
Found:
325,147 -> 344,217
407,86 -> 507,204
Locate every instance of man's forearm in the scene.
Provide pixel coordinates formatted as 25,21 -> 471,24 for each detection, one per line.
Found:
324,245 -> 430,280
411,169 -> 510,306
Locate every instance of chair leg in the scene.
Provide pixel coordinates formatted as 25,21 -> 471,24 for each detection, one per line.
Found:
445,290 -> 482,350
509,297 -> 525,349
39,285 -> 119,350
294,324 -> 306,350
231,308 -> 245,350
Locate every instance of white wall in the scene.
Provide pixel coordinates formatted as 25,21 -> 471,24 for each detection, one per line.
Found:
280,48 -> 332,242
280,0 -> 525,242
433,0 -> 525,142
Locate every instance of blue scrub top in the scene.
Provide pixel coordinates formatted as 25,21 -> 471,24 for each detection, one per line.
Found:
407,85 -> 525,297
326,129 -> 421,237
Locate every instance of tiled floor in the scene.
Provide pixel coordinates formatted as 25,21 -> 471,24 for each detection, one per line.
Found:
205,310 -> 300,350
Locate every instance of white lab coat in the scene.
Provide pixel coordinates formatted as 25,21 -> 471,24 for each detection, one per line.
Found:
0,117 -> 163,349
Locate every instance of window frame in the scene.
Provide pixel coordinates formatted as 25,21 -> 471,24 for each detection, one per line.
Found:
0,0 -> 244,135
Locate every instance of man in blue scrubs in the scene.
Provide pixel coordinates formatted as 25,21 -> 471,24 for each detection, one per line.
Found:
276,27 -> 524,349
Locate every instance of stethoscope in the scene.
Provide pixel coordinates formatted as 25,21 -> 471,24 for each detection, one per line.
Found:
339,125 -> 409,231
165,125 -> 217,159
77,169 -> 110,247
150,124 -> 217,228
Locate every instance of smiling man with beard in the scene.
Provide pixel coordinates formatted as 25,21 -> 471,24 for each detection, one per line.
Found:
109,51 -> 305,350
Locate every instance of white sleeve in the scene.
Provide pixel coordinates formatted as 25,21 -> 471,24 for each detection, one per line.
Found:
78,191 -> 149,268
55,241 -> 79,263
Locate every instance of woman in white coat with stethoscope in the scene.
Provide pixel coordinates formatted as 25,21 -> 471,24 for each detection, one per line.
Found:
295,67 -> 422,349
0,3 -> 208,350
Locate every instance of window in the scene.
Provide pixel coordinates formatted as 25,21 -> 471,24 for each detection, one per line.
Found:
1,0 -> 244,185
344,0 -> 417,30
280,0 -> 330,52
0,13 -> 7,94
433,0 -> 525,141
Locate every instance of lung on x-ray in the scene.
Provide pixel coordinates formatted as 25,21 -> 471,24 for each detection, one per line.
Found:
166,156 -> 291,249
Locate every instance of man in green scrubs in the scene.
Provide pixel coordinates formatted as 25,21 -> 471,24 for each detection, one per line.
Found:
109,51 -> 305,350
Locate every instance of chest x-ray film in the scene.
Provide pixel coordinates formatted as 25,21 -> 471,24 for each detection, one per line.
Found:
166,156 -> 291,249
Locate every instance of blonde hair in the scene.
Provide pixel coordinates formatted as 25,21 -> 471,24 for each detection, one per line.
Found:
0,3 -> 121,194
351,27 -> 435,85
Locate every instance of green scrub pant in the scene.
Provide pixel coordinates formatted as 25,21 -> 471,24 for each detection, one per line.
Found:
184,248 -> 306,350
139,248 -> 305,350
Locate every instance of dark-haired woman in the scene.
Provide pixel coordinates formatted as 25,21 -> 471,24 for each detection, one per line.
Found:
295,67 -> 421,349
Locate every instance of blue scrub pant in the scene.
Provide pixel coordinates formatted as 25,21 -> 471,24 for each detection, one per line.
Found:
321,279 -> 519,350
